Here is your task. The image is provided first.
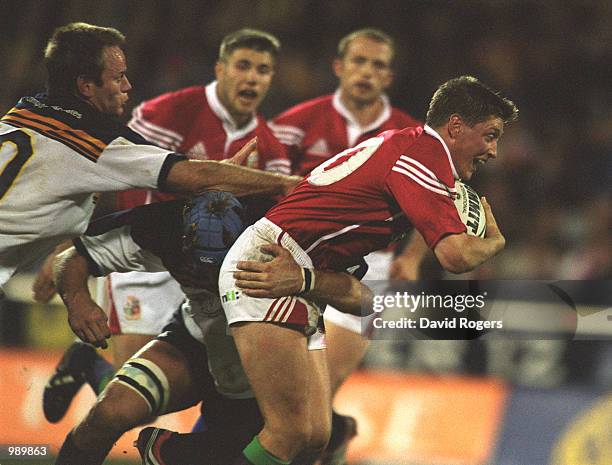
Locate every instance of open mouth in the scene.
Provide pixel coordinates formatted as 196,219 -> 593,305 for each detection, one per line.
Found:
354,82 -> 373,92
473,159 -> 486,171
238,89 -> 258,101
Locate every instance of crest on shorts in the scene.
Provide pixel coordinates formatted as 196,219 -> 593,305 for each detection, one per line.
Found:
123,296 -> 142,320
221,289 -> 241,303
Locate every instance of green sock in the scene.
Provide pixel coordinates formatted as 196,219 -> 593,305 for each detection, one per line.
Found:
243,436 -> 291,465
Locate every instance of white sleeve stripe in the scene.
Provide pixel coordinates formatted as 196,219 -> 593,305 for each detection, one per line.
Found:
272,129 -> 304,140
397,156 -> 456,193
391,167 -> 451,197
265,159 -> 291,166
131,106 -> 184,144
395,160 -> 447,190
129,116 -> 182,147
275,136 -> 301,147
128,119 -> 177,150
399,155 -> 438,182
273,133 -> 302,144
265,166 -> 291,174
268,123 -> 305,138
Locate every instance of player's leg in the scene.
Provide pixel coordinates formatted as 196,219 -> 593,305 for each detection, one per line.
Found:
55,338 -> 199,465
324,312 -> 369,394
137,395 -> 264,465
317,310 -> 369,465
231,322 -> 332,463
219,220 -> 332,463
111,333 -> 156,368
43,341 -> 114,423
134,307 -> 265,465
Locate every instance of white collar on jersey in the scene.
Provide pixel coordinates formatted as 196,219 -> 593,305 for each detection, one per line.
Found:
205,81 -> 258,152
332,89 -> 392,147
423,124 -> 460,180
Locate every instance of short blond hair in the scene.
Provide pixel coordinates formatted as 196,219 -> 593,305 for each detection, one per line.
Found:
219,28 -> 281,62
337,28 -> 394,60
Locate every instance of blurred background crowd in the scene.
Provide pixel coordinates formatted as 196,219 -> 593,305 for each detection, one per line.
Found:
2,0 -> 610,281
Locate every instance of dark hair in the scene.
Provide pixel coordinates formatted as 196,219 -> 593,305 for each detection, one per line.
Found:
337,28 -> 394,60
44,22 -> 125,95
218,28 -> 281,61
426,75 -> 518,127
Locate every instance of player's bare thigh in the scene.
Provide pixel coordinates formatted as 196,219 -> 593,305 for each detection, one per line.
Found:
231,322 -> 332,458
111,333 -> 156,368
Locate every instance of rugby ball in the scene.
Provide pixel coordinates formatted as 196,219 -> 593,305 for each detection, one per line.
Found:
453,180 -> 486,237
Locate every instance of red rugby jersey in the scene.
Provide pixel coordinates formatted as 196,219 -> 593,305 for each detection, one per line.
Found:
266,125 -> 466,271
117,82 -> 289,209
270,90 -> 420,176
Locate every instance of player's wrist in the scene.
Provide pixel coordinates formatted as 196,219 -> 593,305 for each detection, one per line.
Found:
297,267 -> 316,295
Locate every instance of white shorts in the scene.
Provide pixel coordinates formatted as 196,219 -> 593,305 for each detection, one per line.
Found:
219,218 -> 325,350
103,271 -> 185,335
324,306 -> 364,334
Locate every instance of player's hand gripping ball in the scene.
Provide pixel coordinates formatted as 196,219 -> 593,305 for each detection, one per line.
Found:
453,180 -> 486,237
182,192 -> 246,266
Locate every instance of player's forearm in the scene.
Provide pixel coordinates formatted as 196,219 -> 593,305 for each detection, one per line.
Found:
165,160 -> 299,197
434,233 -> 505,274
53,247 -> 96,310
305,270 -> 372,316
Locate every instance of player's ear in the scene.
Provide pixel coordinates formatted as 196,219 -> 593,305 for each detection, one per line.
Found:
332,58 -> 343,78
448,114 -> 464,140
383,69 -> 394,89
214,60 -> 224,80
77,75 -> 95,98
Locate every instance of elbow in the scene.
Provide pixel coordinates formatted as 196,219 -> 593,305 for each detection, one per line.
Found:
433,235 -> 476,274
437,253 -> 474,274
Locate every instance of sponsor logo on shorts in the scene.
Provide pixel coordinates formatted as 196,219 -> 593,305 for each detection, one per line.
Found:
221,289 -> 241,303
123,296 -> 141,320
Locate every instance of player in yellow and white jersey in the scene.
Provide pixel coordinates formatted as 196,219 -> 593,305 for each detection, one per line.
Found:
0,22 -> 299,291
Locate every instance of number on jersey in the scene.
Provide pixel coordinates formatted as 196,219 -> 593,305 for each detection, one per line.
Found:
307,136 -> 384,186
0,130 -> 34,200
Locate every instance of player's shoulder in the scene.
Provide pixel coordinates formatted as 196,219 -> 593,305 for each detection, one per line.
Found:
274,94 -> 334,121
380,125 -> 424,147
397,127 -> 456,184
140,86 -> 206,114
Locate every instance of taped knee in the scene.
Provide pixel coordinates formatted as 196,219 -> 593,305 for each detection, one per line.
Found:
114,358 -> 170,416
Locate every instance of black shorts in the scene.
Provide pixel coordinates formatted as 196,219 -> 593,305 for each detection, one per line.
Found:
156,307 -> 263,436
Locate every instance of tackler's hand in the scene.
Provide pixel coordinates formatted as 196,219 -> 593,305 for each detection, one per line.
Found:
233,244 -> 304,298
67,297 -> 111,349
223,137 -> 258,165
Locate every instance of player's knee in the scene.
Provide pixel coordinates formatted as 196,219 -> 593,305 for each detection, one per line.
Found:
112,357 -> 171,417
306,416 -> 331,453
87,385 -> 148,434
267,417 -> 312,454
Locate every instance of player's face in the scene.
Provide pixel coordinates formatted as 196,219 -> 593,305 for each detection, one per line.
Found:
334,37 -> 393,106
86,46 -> 132,117
215,48 -> 275,127
452,116 -> 504,180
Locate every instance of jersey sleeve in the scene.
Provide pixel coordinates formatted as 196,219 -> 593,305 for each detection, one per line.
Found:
93,139 -> 184,192
128,94 -> 187,150
385,157 -> 466,249
257,120 -> 291,175
268,111 -> 305,150
74,226 -> 167,276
